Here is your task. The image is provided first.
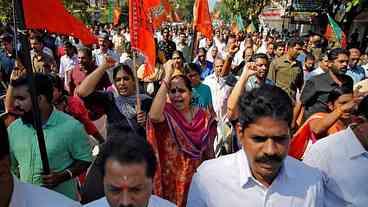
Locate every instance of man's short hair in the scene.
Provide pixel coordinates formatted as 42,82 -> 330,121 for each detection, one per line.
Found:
10,73 -> 54,104
238,85 -> 293,129
251,53 -> 269,63
78,47 -> 92,59
29,35 -> 43,44
275,41 -> 285,49
328,48 -> 350,61
357,95 -> 368,120
304,52 -> 315,62
96,133 -> 157,178
288,38 -> 304,48
0,118 -> 9,159
327,82 -> 354,103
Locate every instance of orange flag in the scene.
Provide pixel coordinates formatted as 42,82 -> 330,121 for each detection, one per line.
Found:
22,0 -> 97,45
113,1 -> 121,26
129,0 -> 161,77
152,0 -> 172,29
193,0 -> 213,40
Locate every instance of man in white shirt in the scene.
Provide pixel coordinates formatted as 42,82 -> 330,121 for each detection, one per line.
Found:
93,35 -> 120,81
59,41 -> 78,89
0,119 -> 81,207
187,85 -> 324,207
84,133 -> 175,207
303,96 -> 368,207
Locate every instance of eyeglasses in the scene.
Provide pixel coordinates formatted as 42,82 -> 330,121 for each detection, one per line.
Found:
170,88 -> 187,94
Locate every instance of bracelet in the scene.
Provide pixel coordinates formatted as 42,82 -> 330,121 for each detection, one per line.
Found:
65,169 -> 73,179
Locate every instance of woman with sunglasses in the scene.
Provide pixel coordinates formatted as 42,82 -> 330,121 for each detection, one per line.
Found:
148,59 -> 217,207
77,56 -> 152,139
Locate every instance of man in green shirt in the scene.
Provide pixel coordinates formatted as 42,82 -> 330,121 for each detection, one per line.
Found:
7,73 -> 92,200
268,38 -> 304,101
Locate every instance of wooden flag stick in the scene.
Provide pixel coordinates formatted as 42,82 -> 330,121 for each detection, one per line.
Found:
132,50 -> 141,112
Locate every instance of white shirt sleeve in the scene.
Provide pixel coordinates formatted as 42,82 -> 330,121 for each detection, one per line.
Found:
186,173 -> 207,207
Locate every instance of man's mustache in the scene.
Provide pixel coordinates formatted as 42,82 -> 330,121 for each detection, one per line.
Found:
255,154 -> 283,164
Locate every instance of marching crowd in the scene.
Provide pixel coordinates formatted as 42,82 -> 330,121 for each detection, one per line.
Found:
1,21 -> 368,207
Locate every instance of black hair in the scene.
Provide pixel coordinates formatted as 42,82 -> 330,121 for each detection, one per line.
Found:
184,63 -> 201,75
172,50 -> 184,60
10,73 -> 54,103
171,75 -> 193,92
275,41 -> 285,49
238,85 -> 293,128
288,38 -> 304,48
328,48 -> 350,61
198,47 -> 207,55
304,52 -> 316,62
112,64 -> 134,80
78,47 -> 92,59
251,53 -> 269,63
29,35 -> 43,44
357,95 -> 368,120
0,118 -> 9,159
96,133 -> 157,178
328,82 -> 354,104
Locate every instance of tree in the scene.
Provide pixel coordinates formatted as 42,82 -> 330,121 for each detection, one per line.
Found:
214,0 -> 271,24
170,0 -> 195,21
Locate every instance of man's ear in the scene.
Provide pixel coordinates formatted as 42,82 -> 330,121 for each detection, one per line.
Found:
235,122 -> 244,141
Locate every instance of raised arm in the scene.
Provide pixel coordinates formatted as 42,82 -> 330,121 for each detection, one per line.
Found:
76,56 -> 115,97
227,62 -> 257,120
221,42 -> 239,77
149,60 -> 175,123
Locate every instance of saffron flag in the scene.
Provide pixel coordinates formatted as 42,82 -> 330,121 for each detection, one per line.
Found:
324,14 -> 347,48
113,0 -> 121,26
22,0 -> 97,45
193,0 -> 213,40
152,0 -> 172,29
129,0 -> 162,77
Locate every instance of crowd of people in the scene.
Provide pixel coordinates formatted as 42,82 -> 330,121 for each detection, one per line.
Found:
1,19 -> 368,207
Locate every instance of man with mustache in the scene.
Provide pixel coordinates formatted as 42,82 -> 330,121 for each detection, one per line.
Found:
300,48 -> 354,121
7,73 -> 92,200
0,118 -> 81,207
187,85 -> 324,207
84,133 -> 175,207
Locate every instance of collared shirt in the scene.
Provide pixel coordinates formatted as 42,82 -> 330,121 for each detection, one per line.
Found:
84,195 -> 176,207
268,55 -> 304,99
8,109 -> 93,200
59,54 -> 78,78
300,73 -> 353,120
346,65 -> 366,85
245,76 -> 274,91
9,176 -> 81,207
203,74 -> 234,121
303,127 -> 368,207
0,49 -> 15,82
192,83 -> 212,108
187,150 -> 324,207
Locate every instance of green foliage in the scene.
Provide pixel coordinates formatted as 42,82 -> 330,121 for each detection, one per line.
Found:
0,0 -> 13,22
170,0 -> 195,21
215,0 -> 270,23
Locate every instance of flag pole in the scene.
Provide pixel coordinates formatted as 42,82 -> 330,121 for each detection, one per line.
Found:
191,26 -> 198,60
14,0 -> 50,174
132,50 -> 141,113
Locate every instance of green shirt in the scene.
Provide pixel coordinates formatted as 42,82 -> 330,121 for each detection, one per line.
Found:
8,109 -> 92,200
268,55 -> 304,99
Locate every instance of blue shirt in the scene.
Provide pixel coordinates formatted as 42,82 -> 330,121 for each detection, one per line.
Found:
0,50 -> 15,81
195,61 -> 214,80
304,127 -> 368,207
346,65 -> 366,85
